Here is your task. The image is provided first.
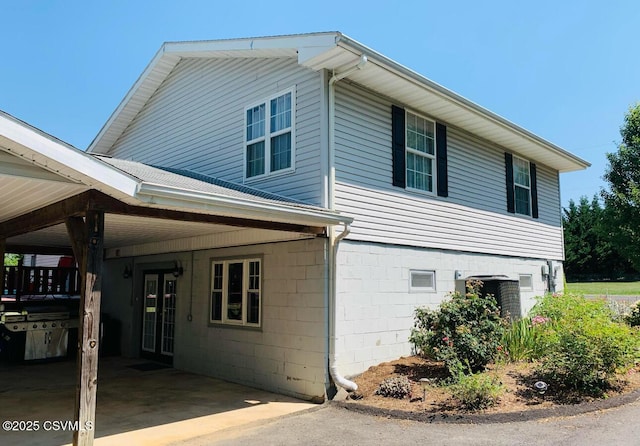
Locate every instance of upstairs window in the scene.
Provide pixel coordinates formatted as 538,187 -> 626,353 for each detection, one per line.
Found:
245,89 -> 294,179
391,105 -> 448,197
513,156 -> 531,215
505,153 -> 539,218
406,112 -> 436,193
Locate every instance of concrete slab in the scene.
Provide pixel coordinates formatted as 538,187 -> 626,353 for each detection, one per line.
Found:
0,357 -> 317,446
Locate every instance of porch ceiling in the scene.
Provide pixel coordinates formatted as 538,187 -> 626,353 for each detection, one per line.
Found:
6,214 -> 242,251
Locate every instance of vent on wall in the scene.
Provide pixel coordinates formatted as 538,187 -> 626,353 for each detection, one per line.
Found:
410,270 -> 435,292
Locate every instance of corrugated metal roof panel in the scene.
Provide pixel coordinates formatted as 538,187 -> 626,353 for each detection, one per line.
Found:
94,156 -> 326,211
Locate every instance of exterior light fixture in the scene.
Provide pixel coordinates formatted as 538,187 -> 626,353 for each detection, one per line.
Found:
122,265 -> 132,279
534,381 -> 548,395
172,261 -> 184,278
419,378 -> 431,401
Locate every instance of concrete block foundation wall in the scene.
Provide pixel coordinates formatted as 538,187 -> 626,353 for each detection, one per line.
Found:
176,238 -> 329,401
335,240 -> 559,377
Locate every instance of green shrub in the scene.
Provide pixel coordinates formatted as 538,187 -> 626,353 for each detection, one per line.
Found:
500,316 -> 548,362
625,301 -> 640,327
375,376 -> 412,399
532,293 -> 640,395
409,280 -> 505,376
449,371 -> 503,411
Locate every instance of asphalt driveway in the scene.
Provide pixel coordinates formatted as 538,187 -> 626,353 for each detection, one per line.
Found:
179,398 -> 640,446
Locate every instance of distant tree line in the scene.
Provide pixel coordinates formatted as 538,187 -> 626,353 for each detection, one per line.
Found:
563,103 -> 640,282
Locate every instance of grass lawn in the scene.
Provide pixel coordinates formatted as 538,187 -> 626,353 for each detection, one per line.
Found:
565,281 -> 640,295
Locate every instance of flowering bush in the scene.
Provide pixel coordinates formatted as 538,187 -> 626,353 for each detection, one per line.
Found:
532,293 -> 640,395
625,301 -> 640,327
409,280 -> 505,377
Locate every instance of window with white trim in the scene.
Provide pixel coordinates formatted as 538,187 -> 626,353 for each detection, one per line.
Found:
513,156 -> 531,216
210,258 -> 261,326
245,89 -> 294,179
406,111 -> 436,193
410,270 -> 436,292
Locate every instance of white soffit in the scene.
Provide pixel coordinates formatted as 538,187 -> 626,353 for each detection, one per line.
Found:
0,111 -> 140,202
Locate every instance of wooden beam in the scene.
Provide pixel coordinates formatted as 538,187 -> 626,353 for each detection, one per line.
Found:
72,211 -> 104,446
86,190 -> 325,235
0,189 -> 324,241
65,217 -> 87,278
0,191 -> 91,239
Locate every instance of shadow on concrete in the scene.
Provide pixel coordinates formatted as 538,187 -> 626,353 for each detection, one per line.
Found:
0,357 -> 315,445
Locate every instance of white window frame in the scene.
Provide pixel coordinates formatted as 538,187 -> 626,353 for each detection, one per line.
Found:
512,155 -> 532,216
405,110 -> 437,195
409,270 -> 436,292
210,258 -> 262,327
244,87 -> 296,181
519,274 -> 534,291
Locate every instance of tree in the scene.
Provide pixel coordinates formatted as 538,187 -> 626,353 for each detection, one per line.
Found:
563,195 -> 634,280
3,253 -> 22,266
602,103 -> 640,271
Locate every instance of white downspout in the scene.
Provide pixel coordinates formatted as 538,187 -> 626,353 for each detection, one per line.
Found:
327,55 -> 367,393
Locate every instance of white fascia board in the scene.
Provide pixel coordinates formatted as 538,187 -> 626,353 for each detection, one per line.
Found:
136,182 -> 352,227
164,32 -> 339,57
333,35 -> 590,172
0,112 -> 140,197
87,46 -> 182,154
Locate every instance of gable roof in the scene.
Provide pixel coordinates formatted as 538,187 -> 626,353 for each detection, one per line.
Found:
88,32 -> 589,173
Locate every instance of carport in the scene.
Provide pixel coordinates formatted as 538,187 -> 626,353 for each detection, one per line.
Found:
0,356 -> 316,446
0,111 -> 349,445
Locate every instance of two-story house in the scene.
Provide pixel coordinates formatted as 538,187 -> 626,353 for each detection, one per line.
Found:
0,32 -> 589,402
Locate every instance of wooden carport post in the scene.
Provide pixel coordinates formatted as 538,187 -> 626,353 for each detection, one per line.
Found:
66,211 -> 104,446
0,239 -> 5,294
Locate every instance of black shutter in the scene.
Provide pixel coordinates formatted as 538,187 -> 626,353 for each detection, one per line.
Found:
505,153 -> 515,213
436,123 -> 448,197
530,162 -> 539,218
391,105 -> 406,188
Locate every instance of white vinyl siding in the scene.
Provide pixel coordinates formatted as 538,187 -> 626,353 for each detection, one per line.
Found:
107,57 -> 323,205
333,82 -> 564,260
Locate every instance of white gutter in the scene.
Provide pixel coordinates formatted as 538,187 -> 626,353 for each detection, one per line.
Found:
136,182 -> 352,228
326,55 -> 368,394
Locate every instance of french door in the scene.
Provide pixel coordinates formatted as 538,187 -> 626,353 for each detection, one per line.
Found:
141,272 -> 176,363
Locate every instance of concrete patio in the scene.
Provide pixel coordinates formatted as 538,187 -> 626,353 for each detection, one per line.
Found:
0,357 -> 317,446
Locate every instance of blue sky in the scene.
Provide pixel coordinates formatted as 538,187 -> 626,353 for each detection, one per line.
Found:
1,1 -> 638,207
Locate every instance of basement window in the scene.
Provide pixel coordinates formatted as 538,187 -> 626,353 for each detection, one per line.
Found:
519,274 -> 533,291
410,270 -> 436,292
